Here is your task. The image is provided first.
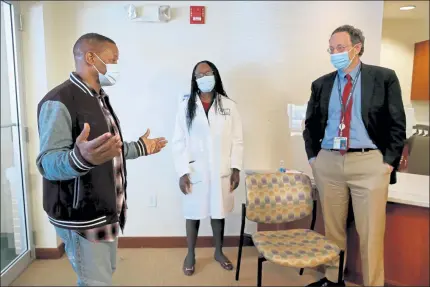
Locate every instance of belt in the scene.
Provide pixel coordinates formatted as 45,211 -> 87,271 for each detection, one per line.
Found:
329,148 -> 377,153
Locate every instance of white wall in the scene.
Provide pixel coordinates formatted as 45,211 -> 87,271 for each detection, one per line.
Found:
20,2 -> 57,248
21,1 -> 384,247
380,18 -> 429,125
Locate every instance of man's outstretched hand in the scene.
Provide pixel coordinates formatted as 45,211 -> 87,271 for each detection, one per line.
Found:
76,123 -> 122,165
140,129 -> 168,155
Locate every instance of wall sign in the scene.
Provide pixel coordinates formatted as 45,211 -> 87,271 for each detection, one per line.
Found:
190,6 -> 205,24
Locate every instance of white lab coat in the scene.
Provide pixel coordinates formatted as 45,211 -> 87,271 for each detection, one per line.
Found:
172,94 -> 244,220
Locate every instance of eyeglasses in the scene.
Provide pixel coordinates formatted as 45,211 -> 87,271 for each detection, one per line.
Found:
327,45 -> 351,54
195,71 -> 214,79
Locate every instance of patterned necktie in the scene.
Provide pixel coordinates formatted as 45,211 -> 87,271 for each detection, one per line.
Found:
339,74 -> 353,155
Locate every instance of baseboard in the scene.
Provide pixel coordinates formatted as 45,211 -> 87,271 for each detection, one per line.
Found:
35,242 -> 65,259
118,233 -> 256,248
118,236 -> 241,248
34,234 -> 251,258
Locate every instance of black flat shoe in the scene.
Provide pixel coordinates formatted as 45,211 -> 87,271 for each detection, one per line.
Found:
307,277 -> 346,287
183,257 -> 195,276
215,258 -> 234,271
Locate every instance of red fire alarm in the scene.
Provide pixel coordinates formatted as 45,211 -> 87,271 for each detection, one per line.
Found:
190,6 -> 205,24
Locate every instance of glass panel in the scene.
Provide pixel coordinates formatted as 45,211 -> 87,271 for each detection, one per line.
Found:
1,0 -> 29,273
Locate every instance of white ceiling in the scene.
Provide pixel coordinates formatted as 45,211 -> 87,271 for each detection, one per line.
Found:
384,1 -> 429,20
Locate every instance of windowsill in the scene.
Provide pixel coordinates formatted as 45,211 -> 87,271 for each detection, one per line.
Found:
290,131 -> 303,137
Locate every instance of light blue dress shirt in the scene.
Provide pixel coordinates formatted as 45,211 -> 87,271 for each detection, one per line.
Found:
321,63 -> 377,150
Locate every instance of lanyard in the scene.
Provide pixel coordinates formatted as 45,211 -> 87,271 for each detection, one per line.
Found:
337,67 -> 362,114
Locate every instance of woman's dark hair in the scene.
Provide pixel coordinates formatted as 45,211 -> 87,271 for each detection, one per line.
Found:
186,60 -> 228,130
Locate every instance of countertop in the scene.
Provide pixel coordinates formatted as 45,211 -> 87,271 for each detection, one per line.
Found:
388,172 -> 429,208
244,169 -> 429,208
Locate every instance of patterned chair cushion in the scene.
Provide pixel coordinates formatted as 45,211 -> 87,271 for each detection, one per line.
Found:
245,172 -> 313,224
252,229 -> 340,268
246,204 -> 312,224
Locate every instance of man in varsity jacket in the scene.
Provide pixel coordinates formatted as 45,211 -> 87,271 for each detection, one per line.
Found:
36,33 -> 167,286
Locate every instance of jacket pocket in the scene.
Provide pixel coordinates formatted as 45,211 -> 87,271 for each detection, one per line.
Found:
189,161 -> 203,184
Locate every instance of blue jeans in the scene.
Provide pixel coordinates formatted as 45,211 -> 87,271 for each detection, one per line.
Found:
55,226 -> 118,286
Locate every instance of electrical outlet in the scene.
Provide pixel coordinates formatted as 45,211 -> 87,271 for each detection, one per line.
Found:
148,194 -> 157,207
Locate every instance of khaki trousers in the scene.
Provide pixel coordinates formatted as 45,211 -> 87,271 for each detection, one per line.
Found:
311,149 -> 390,286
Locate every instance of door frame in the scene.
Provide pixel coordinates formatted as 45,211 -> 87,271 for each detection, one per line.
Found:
1,0 -> 35,285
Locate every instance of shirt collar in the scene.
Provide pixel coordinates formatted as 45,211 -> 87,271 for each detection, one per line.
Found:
338,61 -> 361,79
70,72 -> 106,98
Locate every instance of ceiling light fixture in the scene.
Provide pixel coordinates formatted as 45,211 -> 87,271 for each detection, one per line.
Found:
400,5 -> 416,11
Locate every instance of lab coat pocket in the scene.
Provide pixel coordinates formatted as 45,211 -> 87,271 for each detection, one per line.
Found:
220,156 -> 231,178
189,161 -> 203,184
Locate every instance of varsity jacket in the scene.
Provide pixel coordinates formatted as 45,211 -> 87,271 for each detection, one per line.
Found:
36,73 -> 147,230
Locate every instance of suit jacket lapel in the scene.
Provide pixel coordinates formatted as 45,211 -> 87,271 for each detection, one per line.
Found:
321,72 -> 337,114
360,63 -> 375,128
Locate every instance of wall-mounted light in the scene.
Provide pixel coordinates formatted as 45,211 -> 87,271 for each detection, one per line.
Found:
127,4 -> 138,20
400,5 -> 416,11
125,4 -> 171,22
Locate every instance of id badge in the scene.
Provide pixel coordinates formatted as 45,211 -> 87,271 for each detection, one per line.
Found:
333,137 -> 348,150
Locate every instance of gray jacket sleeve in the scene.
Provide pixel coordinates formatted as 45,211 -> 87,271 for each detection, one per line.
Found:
123,139 -> 147,160
36,101 -> 95,181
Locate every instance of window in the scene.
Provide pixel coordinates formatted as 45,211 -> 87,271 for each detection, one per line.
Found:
287,103 -> 307,136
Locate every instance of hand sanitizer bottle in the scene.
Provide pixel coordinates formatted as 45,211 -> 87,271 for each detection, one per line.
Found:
279,160 -> 286,173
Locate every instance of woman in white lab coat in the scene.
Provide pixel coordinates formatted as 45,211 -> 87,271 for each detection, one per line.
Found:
172,60 -> 243,276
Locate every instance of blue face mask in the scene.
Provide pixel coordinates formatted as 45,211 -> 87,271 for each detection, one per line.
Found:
196,75 -> 215,93
330,48 -> 357,71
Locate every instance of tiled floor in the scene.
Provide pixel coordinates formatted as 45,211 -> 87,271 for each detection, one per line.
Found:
12,247 -> 355,286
